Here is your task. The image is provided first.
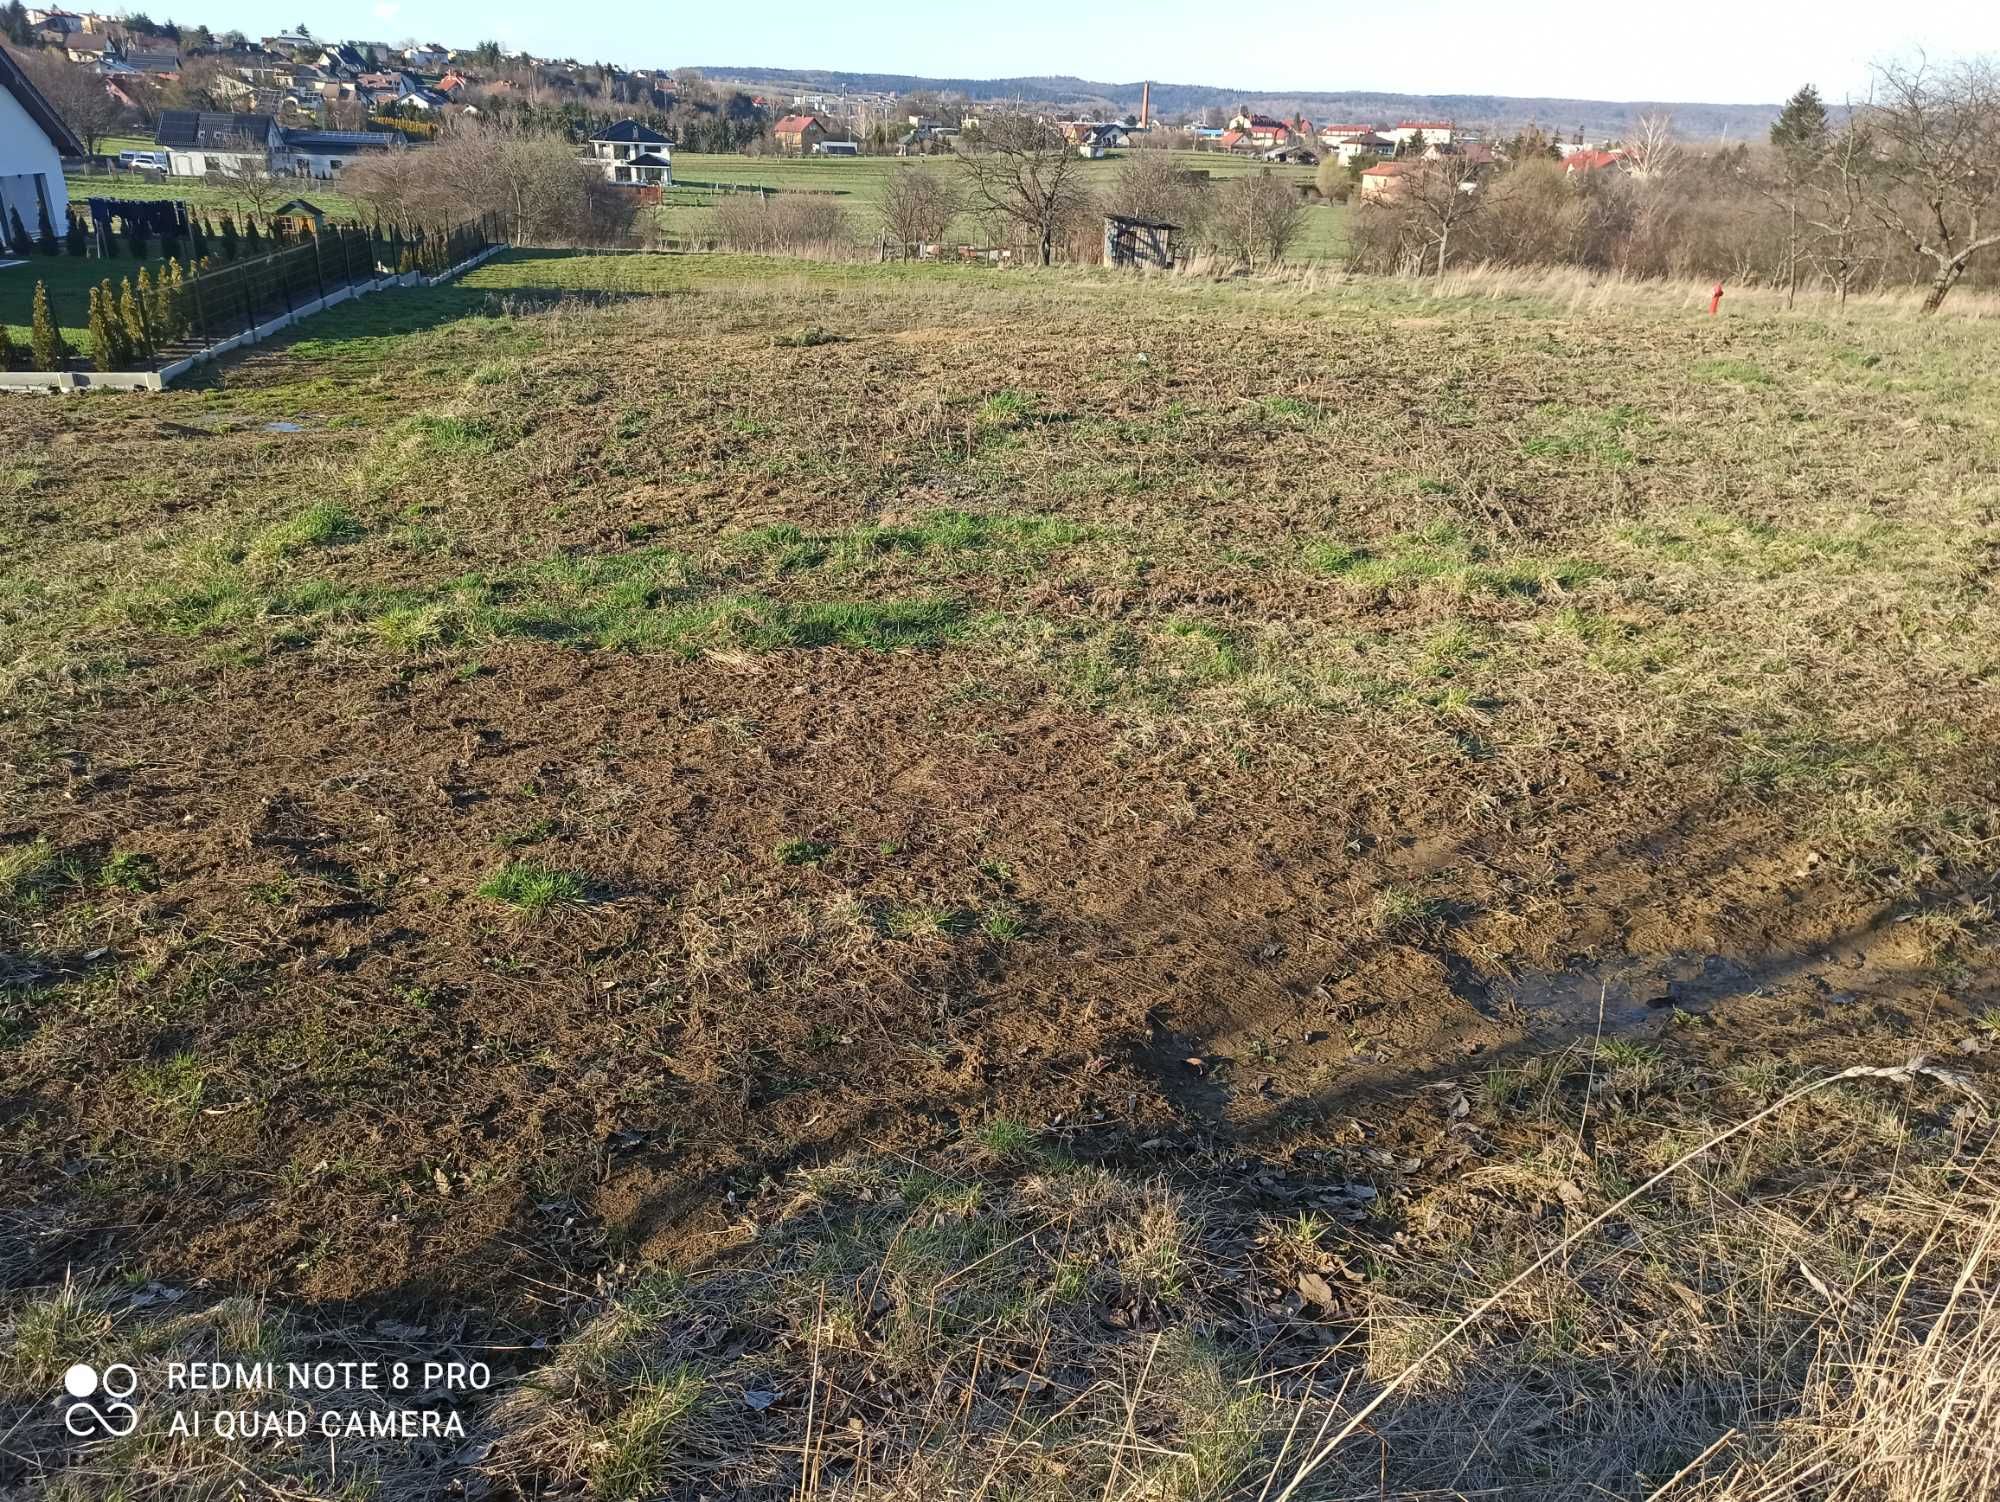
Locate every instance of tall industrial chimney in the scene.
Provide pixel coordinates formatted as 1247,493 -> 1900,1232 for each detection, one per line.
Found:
1140,81 -> 1150,129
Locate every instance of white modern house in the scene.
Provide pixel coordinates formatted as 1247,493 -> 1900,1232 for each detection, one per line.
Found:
585,119 -> 673,187
0,48 -> 83,244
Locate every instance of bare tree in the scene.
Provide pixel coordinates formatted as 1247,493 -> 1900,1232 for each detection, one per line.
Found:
1866,56 -> 2000,313
1623,113 -> 1683,181
877,165 -> 962,256
955,114 -> 1090,265
1400,154 -> 1487,274
1208,169 -> 1307,270
340,123 -> 636,245
1805,112 -> 1879,305
15,48 -> 123,155
1104,151 -> 1210,236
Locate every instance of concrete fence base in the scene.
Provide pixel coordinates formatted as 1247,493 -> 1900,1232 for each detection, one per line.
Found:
0,242 -> 509,395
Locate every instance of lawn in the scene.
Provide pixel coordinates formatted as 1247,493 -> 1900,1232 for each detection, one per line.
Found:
0,249 -> 184,352
63,168 -> 365,221
1,250 -> 1994,1498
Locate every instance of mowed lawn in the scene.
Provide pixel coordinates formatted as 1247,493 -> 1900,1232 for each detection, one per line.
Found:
2,250 -> 1994,1499
0,250 -> 186,352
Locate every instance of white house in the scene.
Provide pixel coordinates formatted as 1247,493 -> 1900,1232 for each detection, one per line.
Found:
280,127 -> 400,178
0,48 -> 83,240
585,119 -> 673,186
1386,121 -> 1455,148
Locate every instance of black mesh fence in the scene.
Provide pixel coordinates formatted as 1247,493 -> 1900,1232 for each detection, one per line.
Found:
21,214 -> 498,373
174,214 -> 503,355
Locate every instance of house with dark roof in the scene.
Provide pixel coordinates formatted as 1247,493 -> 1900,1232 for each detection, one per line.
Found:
282,127 -> 399,178
155,109 -> 285,176
0,45 -> 84,239
586,119 -> 673,186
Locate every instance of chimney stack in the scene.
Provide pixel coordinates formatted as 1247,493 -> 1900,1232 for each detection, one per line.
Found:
1140,81 -> 1150,129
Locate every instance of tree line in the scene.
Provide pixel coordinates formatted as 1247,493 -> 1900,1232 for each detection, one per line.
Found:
1347,59 -> 2000,314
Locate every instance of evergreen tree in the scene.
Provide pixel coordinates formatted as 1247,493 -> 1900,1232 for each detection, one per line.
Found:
244,219 -> 263,256
0,318 -> 15,371
165,260 -> 188,341
65,215 -> 85,257
139,266 -> 166,341
31,281 -> 65,368
1771,84 -> 1829,162
126,218 -> 149,260
4,206 -> 26,255
34,200 -> 56,256
119,278 -> 153,361
220,217 -> 239,260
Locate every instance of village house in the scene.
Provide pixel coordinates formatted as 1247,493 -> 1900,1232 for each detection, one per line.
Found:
25,7 -> 85,33
282,126 -> 399,178
0,46 -> 83,239
1359,159 -> 1415,199
1387,120 -> 1455,148
63,30 -> 111,62
1226,111 -> 1291,147
155,108 -> 285,176
772,114 -> 829,155
585,119 -> 673,186
1333,130 -> 1394,164
1562,148 -> 1625,177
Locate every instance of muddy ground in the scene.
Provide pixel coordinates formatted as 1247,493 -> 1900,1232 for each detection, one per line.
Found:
3,253 -> 1995,1339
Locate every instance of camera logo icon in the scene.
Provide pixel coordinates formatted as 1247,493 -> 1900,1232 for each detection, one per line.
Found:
62,1363 -> 140,1438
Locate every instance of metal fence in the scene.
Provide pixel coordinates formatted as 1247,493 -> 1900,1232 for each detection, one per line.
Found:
173,215 -> 502,353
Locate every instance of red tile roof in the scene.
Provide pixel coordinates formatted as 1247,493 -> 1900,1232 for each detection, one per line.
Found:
1564,149 -> 1624,173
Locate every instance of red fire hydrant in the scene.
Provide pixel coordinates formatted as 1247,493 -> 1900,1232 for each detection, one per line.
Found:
1709,281 -> 1726,316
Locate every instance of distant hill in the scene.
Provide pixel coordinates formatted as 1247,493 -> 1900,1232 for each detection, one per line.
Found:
697,66 -> 1782,141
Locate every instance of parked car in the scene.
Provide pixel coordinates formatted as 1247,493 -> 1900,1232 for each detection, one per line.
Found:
117,150 -> 168,171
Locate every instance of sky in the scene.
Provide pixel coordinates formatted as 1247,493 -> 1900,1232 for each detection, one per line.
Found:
182,0 -> 1997,104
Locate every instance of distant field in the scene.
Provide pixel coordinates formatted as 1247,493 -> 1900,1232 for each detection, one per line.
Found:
69,149 -> 1347,259
657,148 -> 1349,258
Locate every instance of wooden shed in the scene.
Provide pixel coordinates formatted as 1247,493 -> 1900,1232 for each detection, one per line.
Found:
1103,214 -> 1178,270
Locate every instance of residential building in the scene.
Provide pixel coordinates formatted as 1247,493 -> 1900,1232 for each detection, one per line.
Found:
1226,111 -> 1291,147
1386,121 -> 1455,148
26,7 -> 84,32
64,31 -> 111,62
282,127 -> 398,178
0,46 -> 82,238
773,114 -> 829,155
1562,149 -> 1625,177
155,109 -> 284,176
812,140 -> 858,157
1359,160 -> 1415,199
1333,131 -> 1394,164
585,119 -> 673,186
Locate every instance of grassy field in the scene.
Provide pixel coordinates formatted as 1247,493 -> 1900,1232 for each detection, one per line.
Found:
63,169 -> 365,222
658,149 -> 1348,257
65,149 -> 1346,261
1,251 -> 1995,1498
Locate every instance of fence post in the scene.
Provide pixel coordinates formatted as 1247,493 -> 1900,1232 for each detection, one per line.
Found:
310,229 -> 326,302
189,271 -> 209,350
238,266 -> 255,337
